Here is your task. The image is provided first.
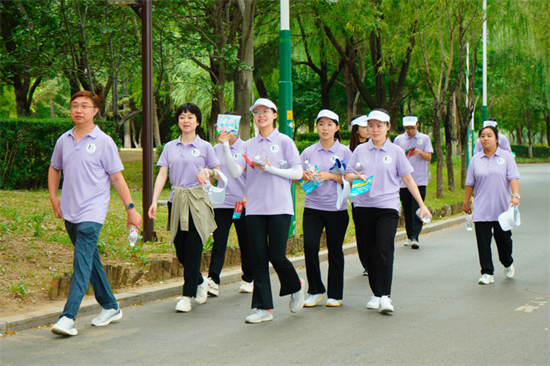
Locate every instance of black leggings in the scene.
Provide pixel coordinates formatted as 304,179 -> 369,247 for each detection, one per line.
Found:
246,214 -> 301,310
303,208 -> 349,300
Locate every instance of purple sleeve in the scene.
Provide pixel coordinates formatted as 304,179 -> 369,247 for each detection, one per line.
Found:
102,138 -> 124,174
50,137 -> 63,170
506,153 -> 520,181
395,149 -> 414,178
235,140 -> 247,168
300,147 -> 309,170
205,143 -> 220,169
474,139 -> 482,154
500,135 -> 512,152
424,136 -> 434,154
284,137 -> 301,166
157,142 -> 170,167
393,135 -> 403,149
466,158 -> 475,186
343,148 -> 352,168
346,150 -> 358,173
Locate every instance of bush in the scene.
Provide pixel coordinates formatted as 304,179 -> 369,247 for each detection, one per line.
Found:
511,145 -> 549,158
0,118 -> 120,190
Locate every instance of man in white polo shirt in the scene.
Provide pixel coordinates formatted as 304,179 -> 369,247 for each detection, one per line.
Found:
48,91 -> 141,336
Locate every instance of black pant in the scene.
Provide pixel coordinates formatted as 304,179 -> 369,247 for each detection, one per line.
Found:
399,186 -> 426,242
354,207 -> 399,297
303,208 -> 349,300
352,204 -> 368,270
246,215 -> 301,310
208,208 -> 253,284
168,202 -> 204,297
474,221 -> 513,275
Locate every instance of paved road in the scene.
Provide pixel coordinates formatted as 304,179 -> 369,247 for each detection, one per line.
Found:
2,164 -> 548,365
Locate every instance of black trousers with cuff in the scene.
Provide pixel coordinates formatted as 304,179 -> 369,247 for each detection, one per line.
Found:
399,186 -> 427,242
352,204 -> 368,270
246,214 -> 301,310
474,221 -> 513,275
208,208 -> 254,285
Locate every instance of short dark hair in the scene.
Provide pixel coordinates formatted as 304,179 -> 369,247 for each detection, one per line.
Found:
70,91 -> 100,108
176,103 -> 202,130
404,113 -> 417,117
478,125 -> 499,145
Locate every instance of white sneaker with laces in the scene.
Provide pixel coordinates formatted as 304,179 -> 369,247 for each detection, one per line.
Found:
504,264 -> 515,279
175,296 -> 192,312
51,316 -> 78,336
245,309 -> 273,323
404,239 -> 412,246
304,293 -> 325,307
195,278 -> 208,304
207,277 -> 219,297
91,308 -> 122,326
239,280 -> 253,293
411,238 -> 420,249
366,296 -> 381,310
326,298 -> 341,307
379,296 -> 394,313
478,274 -> 495,285
289,279 -> 304,313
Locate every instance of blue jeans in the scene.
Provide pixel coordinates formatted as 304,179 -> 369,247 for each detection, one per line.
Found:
61,221 -> 118,320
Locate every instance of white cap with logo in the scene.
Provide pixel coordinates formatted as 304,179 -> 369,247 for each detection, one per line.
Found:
403,116 -> 418,126
366,110 -> 390,123
350,115 -> 368,127
249,98 -> 277,113
315,109 -> 339,123
483,120 -> 497,128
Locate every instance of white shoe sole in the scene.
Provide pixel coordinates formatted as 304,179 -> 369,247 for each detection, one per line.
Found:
411,242 -> 419,249
208,288 -> 219,296
175,305 -> 191,312
51,326 -> 78,336
92,310 -> 123,327
245,314 -> 273,323
379,307 -> 394,313
304,294 -> 325,307
326,300 -> 341,307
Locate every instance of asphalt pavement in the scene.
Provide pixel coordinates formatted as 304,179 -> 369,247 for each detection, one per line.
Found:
1,163 -> 548,365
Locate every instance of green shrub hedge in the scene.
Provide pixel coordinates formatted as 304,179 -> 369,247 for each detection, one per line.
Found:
0,118 -> 120,190
511,145 -> 549,158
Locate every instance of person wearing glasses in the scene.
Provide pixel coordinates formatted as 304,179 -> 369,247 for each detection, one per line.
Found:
220,98 -> 305,323
49,91 -> 142,336
345,109 -> 432,314
393,114 -> 433,249
148,103 -> 222,313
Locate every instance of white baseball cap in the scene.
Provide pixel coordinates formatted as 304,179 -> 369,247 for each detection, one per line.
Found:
483,120 -> 497,128
366,110 -> 390,123
249,98 -> 277,113
315,109 -> 339,124
350,115 -> 368,127
403,116 -> 418,126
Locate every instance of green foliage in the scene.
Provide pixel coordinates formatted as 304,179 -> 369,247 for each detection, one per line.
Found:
511,145 -> 550,158
10,281 -> 29,298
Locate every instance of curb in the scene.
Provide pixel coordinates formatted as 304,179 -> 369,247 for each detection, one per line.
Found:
0,215 -> 464,334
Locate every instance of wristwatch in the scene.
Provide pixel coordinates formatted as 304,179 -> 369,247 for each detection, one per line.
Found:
511,193 -> 521,199
125,202 -> 135,210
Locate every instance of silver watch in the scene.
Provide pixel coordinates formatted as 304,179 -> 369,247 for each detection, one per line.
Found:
511,193 -> 520,199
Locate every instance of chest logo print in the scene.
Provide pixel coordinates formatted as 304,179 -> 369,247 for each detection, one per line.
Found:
383,155 -> 392,164
331,155 -> 338,163
86,144 -> 96,153
497,158 -> 505,165
191,149 -> 200,157
234,153 -> 240,160
270,144 -> 280,153
417,139 -> 423,145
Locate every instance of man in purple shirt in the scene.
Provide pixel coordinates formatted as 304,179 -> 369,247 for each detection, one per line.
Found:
393,114 -> 433,249
48,91 -> 141,336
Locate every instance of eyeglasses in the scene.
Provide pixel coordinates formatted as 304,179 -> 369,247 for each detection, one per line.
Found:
71,104 -> 96,111
252,110 -> 272,116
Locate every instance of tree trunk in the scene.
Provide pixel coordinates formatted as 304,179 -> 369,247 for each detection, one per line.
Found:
153,99 -> 161,147
343,63 -> 355,123
123,100 -> 132,148
253,70 -> 268,99
516,125 -> 523,145
444,97 -> 455,191
208,57 -> 226,142
433,102 -> 444,198
545,113 -> 549,150
526,108 -> 533,158
50,99 -> 55,118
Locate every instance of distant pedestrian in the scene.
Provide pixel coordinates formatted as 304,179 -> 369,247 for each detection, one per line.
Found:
221,98 -> 305,323
473,119 -> 511,154
299,110 -> 351,308
463,125 -> 520,285
49,91 -> 142,336
345,109 -> 432,314
393,114 -> 433,249
148,103 -> 221,313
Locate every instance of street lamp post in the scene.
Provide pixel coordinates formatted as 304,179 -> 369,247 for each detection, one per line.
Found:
109,0 -> 156,242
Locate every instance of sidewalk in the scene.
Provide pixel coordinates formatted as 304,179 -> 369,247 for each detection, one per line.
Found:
0,215 -> 464,334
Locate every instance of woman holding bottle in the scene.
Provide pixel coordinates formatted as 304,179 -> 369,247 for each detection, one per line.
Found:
463,125 -> 520,285
345,109 -> 432,313
220,98 -> 305,323
299,110 -> 351,308
148,103 -> 221,313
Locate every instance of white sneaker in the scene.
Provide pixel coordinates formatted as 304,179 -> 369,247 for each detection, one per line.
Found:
245,309 -> 273,323
404,239 -> 412,246
366,296 -> 381,309
175,296 -> 192,312
91,308 -> 122,326
207,277 -> 219,297
51,316 -> 77,336
239,280 -> 253,293
379,296 -> 394,313
411,239 -> 420,249
478,274 -> 495,285
195,278 -> 208,304
304,293 -> 325,307
326,298 -> 341,307
289,279 -> 304,313
504,264 -> 515,279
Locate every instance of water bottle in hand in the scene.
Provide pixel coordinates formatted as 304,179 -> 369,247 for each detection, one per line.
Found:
197,168 -> 212,193
254,154 -> 267,166
465,214 -> 473,231
128,225 -> 139,247
354,162 -> 363,176
416,208 -> 431,224
305,160 -> 317,180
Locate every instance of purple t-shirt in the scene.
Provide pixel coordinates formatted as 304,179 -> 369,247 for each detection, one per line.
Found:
474,134 -> 511,154
301,140 -> 352,211
346,138 -> 414,211
50,126 -> 123,225
157,135 -> 220,202
466,147 -> 520,222
213,138 -> 246,209
235,129 -> 301,216
393,131 -> 433,187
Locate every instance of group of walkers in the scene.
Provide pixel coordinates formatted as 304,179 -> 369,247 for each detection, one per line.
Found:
48,91 -> 520,336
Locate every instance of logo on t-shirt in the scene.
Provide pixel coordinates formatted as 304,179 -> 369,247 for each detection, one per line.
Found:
331,155 -> 338,163
383,155 -> 392,164
191,149 -> 200,157
233,153 -> 240,160
417,139 -> 423,145
270,144 -> 280,153
497,158 -> 505,165
86,144 -> 96,153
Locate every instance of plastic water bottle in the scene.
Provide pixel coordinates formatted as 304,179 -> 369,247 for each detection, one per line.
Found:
305,160 -> 317,180
280,160 -> 288,169
416,208 -> 431,224
254,154 -> 267,166
354,162 -> 363,175
197,168 -> 212,193
128,225 -> 139,247
465,214 -> 473,231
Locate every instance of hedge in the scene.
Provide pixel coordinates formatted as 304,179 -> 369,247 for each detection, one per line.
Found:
0,119 -> 120,190
511,145 -> 549,158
